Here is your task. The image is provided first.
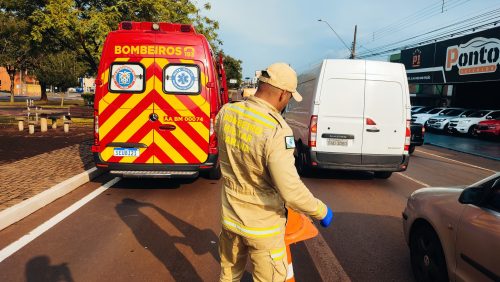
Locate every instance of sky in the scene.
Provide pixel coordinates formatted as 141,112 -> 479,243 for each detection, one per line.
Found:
202,0 -> 500,79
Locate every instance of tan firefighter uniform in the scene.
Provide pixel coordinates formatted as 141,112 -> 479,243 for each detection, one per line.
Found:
216,89 -> 328,281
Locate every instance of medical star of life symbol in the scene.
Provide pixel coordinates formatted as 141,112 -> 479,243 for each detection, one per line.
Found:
172,67 -> 195,91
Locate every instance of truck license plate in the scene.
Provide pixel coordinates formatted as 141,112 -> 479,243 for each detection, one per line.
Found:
327,139 -> 348,146
113,148 -> 140,157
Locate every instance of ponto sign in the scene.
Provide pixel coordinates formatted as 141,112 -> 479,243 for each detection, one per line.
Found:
446,37 -> 500,75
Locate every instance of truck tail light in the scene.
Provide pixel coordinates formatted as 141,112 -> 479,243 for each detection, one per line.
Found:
308,115 -> 318,147
209,115 -> 218,155
404,120 -> 411,154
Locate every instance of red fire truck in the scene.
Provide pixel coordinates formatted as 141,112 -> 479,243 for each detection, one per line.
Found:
91,22 -> 228,179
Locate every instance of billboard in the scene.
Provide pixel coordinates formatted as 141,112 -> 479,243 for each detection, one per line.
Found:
401,26 -> 500,84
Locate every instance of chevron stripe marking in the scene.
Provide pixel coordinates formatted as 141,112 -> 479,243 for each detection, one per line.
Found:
153,130 -> 188,163
155,129 -> 202,164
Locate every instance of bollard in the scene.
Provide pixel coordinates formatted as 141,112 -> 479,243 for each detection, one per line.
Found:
28,122 -> 35,134
40,118 -> 48,132
52,120 -> 57,129
284,209 -> 319,282
64,122 -> 70,133
18,121 -> 24,131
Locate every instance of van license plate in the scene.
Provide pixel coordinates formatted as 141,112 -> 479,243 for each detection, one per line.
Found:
327,139 -> 348,146
113,148 -> 140,157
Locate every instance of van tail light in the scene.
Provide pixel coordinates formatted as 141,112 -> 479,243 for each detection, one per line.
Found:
421,126 -> 425,135
94,111 -> 99,146
308,115 -> 318,147
208,114 -> 218,155
366,117 -> 377,125
404,120 -> 411,154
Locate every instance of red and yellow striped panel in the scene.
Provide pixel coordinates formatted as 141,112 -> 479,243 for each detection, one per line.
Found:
97,56 -> 210,165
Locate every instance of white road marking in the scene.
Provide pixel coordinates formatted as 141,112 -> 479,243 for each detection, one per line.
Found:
416,149 -> 496,173
304,230 -> 351,282
0,177 -> 121,263
395,172 -> 430,187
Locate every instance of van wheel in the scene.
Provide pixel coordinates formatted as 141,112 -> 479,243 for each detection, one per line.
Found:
374,171 -> 392,179
296,149 -> 312,177
409,145 -> 416,154
206,163 -> 222,180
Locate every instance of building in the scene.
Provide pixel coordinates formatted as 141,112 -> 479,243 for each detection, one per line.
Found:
0,67 -> 41,96
395,26 -> 500,109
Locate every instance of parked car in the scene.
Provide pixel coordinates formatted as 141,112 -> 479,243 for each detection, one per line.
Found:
427,108 -> 473,133
409,122 -> 425,154
412,107 -> 448,126
403,173 -> 500,282
448,110 -> 500,136
411,106 -> 425,114
475,117 -> 500,137
412,106 -> 434,115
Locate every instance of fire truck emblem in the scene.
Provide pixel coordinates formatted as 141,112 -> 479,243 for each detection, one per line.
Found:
172,67 -> 195,91
113,66 -> 136,89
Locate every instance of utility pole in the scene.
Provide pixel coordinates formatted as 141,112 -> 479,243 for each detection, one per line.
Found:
350,25 -> 357,59
442,0 -> 444,13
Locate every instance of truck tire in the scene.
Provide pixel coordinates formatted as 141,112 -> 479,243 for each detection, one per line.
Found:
296,148 -> 312,177
374,171 -> 392,179
206,163 -> 222,180
409,145 -> 416,154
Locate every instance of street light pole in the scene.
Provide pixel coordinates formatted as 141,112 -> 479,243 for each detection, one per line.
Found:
318,19 -> 352,57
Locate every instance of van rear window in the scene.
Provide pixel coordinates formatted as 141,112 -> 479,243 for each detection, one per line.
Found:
164,64 -> 200,94
109,63 -> 146,93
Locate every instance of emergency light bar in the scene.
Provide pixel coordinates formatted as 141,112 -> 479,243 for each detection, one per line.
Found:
119,21 -> 196,33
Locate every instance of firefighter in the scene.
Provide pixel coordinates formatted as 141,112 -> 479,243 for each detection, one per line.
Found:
215,62 -> 333,282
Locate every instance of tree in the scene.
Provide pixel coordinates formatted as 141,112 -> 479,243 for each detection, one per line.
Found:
30,0 -> 222,74
32,51 -> 87,94
0,8 -> 32,103
223,54 -> 243,89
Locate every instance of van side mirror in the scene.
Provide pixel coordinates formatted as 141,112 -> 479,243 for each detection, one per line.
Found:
459,188 -> 484,205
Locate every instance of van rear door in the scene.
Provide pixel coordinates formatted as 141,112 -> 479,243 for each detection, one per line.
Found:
154,57 -> 210,164
362,79 -> 405,163
316,62 -> 366,165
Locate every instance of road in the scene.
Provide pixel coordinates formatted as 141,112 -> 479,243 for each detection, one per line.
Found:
0,145 -> 498,281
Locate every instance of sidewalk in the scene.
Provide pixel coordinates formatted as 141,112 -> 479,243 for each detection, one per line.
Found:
424,132 -> 500,161
0,141 -> 94,212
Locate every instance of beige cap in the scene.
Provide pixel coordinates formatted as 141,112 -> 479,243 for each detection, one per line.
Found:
258,63 -> 302,102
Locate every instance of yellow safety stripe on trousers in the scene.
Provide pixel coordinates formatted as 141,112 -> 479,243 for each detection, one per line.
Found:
271,247 -> 286,261
222,217 -> 283,238
311,201 -> 327,219
226,105 -> 277,129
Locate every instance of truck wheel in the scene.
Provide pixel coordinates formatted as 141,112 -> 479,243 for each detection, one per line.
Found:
207,163 -> 222,180
409,145 -> 416,154
374,171 -> 392,179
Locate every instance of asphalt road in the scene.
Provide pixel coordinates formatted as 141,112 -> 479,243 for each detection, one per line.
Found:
1,145 -> 499,281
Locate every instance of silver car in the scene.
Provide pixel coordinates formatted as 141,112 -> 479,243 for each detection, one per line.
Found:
402,173 -> 500,281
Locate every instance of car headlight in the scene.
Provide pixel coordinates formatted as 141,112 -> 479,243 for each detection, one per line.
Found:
462,120 -> 471,123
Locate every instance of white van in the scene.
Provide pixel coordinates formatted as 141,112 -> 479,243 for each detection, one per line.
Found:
283,59 -> 411,178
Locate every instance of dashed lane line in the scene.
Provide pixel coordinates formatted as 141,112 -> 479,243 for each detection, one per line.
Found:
395,172 -> 430,187
416,149 -> 497,173
304,230 -> 352,282
0,177 -> 121,263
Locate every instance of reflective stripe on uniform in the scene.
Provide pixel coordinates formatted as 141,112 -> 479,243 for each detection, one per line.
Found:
271,247 -> 286,261
311,201 -> 327,219
227,104 -> 277,129
222,217 -> 283,238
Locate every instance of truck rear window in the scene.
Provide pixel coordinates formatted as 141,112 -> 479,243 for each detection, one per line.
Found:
108,63 -> 146,93
164,64 -> 200,94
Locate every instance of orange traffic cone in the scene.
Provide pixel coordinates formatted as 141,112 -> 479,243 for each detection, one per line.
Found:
284,209 -> 319,282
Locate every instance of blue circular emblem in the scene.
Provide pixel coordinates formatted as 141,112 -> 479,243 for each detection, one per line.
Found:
172,67 -> 195,91
113,66 -> 136,89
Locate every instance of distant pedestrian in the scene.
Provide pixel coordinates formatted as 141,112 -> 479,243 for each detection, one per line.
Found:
215,62 -> 333,281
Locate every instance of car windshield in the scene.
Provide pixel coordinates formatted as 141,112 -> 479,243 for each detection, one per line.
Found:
428,108 -> 443,114
443,109 -> 463,116
468,110 -> 490,118
414,106 -> 433,113
460,110 -> 475,117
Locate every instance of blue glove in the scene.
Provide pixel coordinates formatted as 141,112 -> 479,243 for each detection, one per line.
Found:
320,207 -> 333,227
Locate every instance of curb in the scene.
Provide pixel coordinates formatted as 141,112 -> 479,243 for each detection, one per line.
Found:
424,142 -> 500,161
0,167 -> 103,231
